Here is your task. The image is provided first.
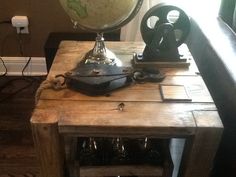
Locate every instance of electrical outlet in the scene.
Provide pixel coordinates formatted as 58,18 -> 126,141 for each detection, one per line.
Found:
18,27 -> 29,34
11,16 -> 29,34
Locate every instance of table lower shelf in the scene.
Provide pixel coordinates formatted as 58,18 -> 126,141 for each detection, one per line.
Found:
79,165 -> 165,177
66,137 -> 173,177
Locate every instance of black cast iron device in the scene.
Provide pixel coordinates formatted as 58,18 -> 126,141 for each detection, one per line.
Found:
63,4 -> 190,96
63,63 -> 164,95
64,64 -> 133,96
134,3 -> 190,63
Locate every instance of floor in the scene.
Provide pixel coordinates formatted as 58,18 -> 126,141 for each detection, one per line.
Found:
0,77 -> 42,177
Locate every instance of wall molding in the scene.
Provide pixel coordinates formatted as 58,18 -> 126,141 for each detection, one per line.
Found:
0,57 -> 47,76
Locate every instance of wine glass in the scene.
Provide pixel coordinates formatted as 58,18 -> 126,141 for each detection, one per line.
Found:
111,138 -> 129,164
79,137 -> 99,165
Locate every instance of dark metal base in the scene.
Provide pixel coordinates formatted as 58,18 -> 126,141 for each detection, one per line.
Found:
132,53 -> 190,68
65,64 -> 133,96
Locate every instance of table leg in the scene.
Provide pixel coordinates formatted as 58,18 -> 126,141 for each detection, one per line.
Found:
179,111 -> 223,177
31,122 -> 64,177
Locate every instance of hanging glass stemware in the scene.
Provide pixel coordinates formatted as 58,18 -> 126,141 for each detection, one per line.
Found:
144,138 -> 162,165
111,138 -> 129,164
79,137 -> 99,166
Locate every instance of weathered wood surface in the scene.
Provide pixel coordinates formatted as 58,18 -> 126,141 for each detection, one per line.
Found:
31,41 -> 223,177
179,111 -> 223,177
31,110 -> 64,177
79,165 -> 164,177
47,41 -> 198,77
58,102 -> 196,136
50,101 -> 215,137
32,41 -> 215,138
0,145 -> 39,177
39,41 -> 211,104
40,75 -> 213,103
34,99 -> 217,137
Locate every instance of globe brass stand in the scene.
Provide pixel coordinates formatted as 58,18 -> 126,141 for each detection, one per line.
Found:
83,33 -> 122,66
59,0 -> 143,66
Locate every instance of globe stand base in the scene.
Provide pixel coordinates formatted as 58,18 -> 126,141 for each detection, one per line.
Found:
82,33 -> 122,66
83,48 -> 122,66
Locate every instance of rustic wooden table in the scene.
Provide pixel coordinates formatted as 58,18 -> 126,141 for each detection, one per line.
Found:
31,41 -> 223,177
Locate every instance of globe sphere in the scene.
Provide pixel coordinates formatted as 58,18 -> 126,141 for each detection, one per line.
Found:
59,0 -> 143,32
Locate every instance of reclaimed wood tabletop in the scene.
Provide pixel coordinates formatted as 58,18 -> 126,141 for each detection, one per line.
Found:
31,41 -> 223,177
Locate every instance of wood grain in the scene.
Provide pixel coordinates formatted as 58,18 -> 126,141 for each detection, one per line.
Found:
79,165 -> 164,177
40,75 -> 212,103
31,113 -> 64,177
31,41 -> 223,177
45,42 -> 198,78
179,111 -> 223,177
53,101 -> 216,137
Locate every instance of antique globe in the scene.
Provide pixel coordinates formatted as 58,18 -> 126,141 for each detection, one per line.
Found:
59,0 -> 143,65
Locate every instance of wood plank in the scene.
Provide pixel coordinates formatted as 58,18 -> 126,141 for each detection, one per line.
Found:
35,101 -> 216,136
46,41 -> 198,78
31,114 -> 64,177
79,165 -> 164,177
0,105 -> 33,115
0,145 -> 37,163
0,76 -> 42,176
31,109 -> 58,124
37,100 -> 216,116
56,102 -> 198,129
40,75 -> 212,103
0,168 -> 40,177
194,111 -> 223,128
0,145 -> 38,175
180,111 -> 223,177
0,130 -> 33,145
64,137 -> 79,177
0,115 -> 31,131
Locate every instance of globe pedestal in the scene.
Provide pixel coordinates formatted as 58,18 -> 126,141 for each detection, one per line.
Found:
83,33 -> 122,66
59,0 -> 143,66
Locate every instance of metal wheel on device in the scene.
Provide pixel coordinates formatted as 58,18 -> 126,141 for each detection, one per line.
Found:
140,3 -> 190,48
